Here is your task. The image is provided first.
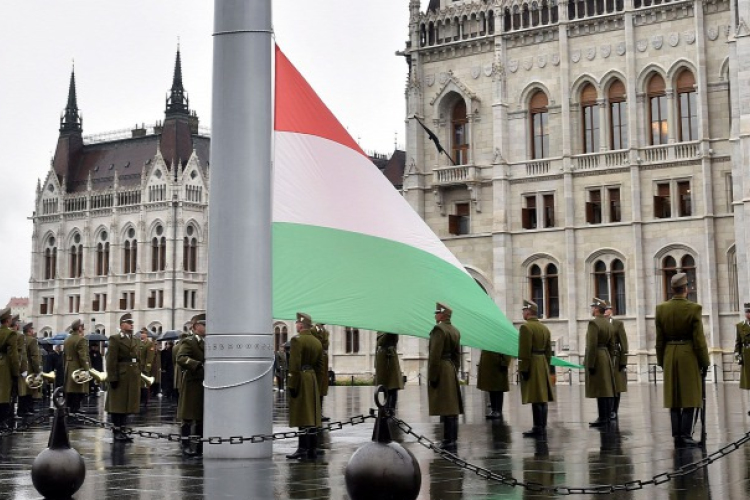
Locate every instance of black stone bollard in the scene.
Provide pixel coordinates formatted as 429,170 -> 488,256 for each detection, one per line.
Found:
345,386 -> 421,500
31,388 -> 86,499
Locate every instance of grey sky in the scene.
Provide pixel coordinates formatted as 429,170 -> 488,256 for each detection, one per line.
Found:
0,1 -> 426,303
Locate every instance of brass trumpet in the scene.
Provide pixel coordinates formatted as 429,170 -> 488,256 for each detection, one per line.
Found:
141,373 -> 155,387
71,368 -> 108,384
24,371 -> 56,390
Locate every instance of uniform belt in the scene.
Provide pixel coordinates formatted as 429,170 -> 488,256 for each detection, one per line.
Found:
532,350 -> 546,354
118,359 -> 138,364
667,340 -> 691,344
300,365 -> 314,371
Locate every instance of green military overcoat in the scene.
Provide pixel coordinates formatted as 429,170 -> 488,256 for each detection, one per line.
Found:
312,326 -> 330,397
173,335 -> 188,391
0,326 -> 19,404
139,338 -> 156,388
584,315 -> 616,398
736,320 -> 750,389
63,333 -> 91,395
16,331 -> 30,397
517,318 -> 554,404
375,333 -> 404,390
287,329 -> 323,428
655,298 -> 710,409
427,321 -> 463,416
610,318 -> 629,393
476,350 -> 511,393
177,335 -> 204,421
26,335 -> 42,399
105,332 -> 141,414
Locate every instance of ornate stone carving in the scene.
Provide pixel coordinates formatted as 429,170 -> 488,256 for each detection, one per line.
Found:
483,64 -> 494,77
537,55 -> 547,68
600,45 -> 611,58
508,59 -> 519,73
668,32 -> 679,47
684,31 -> 696,44
425,74 -> 435,87
523,57 -> 533,70
471,66 -> 481,79
586,47 -> 596,61
551,54 -> 560,66
637,39 -> 648,52
571,50 -> 581,63
439,72 -> 449,85
707,27 -> 719,41
651,35 -> 663,50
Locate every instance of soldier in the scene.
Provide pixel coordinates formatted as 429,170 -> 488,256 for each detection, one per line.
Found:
105,313 -> 141,442
655,273 -> 710,447
63,319 -> 91,414
173,331 -> 191,402
0,308 -> 19,430
428,302 -> 463,450
138,327 -> 156,407
585,298 -> 616,428
177,314 -> 206,457
605,302 -> 628,420
477,348 -> 511,420
275,348 -> 288,392
735,302 -> 750,416
18,322 -> 42,416
518,300 -> 554,438
286,312 -> 323,460
312,323 -> 330,421
89,342 -> 104,395
374,332 -> 404,413
10,315 -> 24,420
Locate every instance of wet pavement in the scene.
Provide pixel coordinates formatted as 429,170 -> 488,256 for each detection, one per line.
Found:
1,382 -> 750,499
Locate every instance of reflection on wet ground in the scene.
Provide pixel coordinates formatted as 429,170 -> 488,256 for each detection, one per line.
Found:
2,382 -> 750,499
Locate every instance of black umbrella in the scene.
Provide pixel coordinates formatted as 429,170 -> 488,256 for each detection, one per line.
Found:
157,330 -> 181,342
85,333 -> 108,342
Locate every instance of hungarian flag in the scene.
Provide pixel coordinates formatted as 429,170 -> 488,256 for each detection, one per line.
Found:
273,46 -> 576,367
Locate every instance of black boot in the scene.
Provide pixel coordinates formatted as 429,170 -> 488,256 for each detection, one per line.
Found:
320,397 -> 330,422
180,423 -> 195,455
194,422 -> 204,456
306,431 -> 318,459
680,408 -> 699,447
611,394 -> 621,420
540,403 -> 548,439
523,404 -> 542,437
386,390 -> 398,413
286,431 -> 308,459
589,398 -> 607,427
452,416 -> 459,447
670,408 -> 682,443
486,392 -> 501,419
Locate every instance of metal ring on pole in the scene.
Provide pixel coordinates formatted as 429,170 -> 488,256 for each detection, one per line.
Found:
213,29 -> 274,36
203,362 -> 275,390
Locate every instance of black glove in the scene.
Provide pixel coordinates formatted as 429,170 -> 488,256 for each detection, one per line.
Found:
429,380 -> 438,389
620,365 -> 627,372
701,366 -> 708,378
588,368 -> 595,376
522,372 -> 530,381
110,381 -> 119,390
289,388 -> 298,398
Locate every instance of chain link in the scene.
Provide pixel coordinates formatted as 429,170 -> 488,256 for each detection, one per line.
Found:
0,409 -> 54,438
390,415 -> 750,495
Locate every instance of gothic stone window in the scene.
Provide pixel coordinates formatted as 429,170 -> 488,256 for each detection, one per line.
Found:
152,224 -> 166,272
608,79 -> 628,150
648,74 -> 668,145
581,83 -> 599,153
527,262 -> 559,318
274,324 -> 289,352
530,91 -> 550,159
69,233 -> 83,278
592,258 -> 627,315
96,231 -> 110,276
451,100 -> 469,165
183,224 -> 198,272
123,227 -> 138,275
345,327 -> 360,354
660,253 -> 697,302
677,69 -> 698,142
44,236 -> 57,280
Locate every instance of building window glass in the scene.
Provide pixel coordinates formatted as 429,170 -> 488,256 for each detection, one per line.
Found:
662,256 -> 678,300
274,325 -> 289,352
69,233 -> 83,278
528,263 -> 560,318
677,70 -> 698,142
682,255 -> 697,303
654,182 -> 671,219
543,194 -> 555,228
593,260 -> 609,303
608,80 -> 628,149
183,236 -> 198,272
529,265 -> 544,317
581,83 -> 599,153
648,74 -> 668,145
345,327 -> 360,354
152,236 -> 167,272
449,202 -> 470,235
729,246 -> 739,311
546,264 -> 560,318
530,91 -> 549,159
44,237 -> 57,280
677,180 -> 692,217
522,195 -> 538,230
123,228 -> 137,275
611,259 -> 626,314
451,100 -> 469,165
586,189 -> 603,224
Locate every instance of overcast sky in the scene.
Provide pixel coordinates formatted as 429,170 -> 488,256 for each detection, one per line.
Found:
0,1 -> 429,303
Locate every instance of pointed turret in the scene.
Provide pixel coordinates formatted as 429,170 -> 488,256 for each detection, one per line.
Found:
60,67 -> 82,133
165,47 -> 189,116
161,46 -> 197,171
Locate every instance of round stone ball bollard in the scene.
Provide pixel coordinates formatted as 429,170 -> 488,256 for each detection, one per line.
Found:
31,388 -> 86,499
345,386 -> 421,500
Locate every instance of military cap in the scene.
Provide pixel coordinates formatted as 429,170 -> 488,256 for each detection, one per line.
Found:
435,302 -> 452,316
744,302 -> 750,312
590,297 -> 607,309
296,312 -> 312,327
22,322 -> 33,333
119,313 -> 134,325
522,299 -> 538,314
0,308 -> 10,322
191,313 -> 206,325
671,272 -> 688,288
604,300 -> 613,310
70,319 -> 83,331
10,314 -> 20,326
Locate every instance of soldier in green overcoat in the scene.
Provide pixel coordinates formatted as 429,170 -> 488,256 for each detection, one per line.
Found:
477,349 -> 511,420
428,302 -> 463,450
374,332 -> 404,412
173,331 -> 190,401
734,303 -> 750,414
585,298 -> 616,427
63,319 -> 91,414
312,323 -> 330,421
105,313 -> 141,442
177,314 -> 206,456
655,273 -> 710,447
605,302 -> 629,420
518,300 -> 554,438
18,322 -> 42,416
286,312 -> 324,460
10,316 -> 25,420
0,308 -> 19,430
138,327 -> 156,407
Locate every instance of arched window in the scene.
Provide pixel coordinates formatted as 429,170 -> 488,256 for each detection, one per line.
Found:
611,259 -> 626,314
451,100 -> 469,165
151,224 -> 166,272
345,327 -> 360,353
96,231 -> 109,276
729,246 -> 739,311
648,74 -> 668,145
546,264 -> 560,318
551,0 -> 559,22
487,10 -> 495,33
541,0 -> 550,24
513,6 -> 521,29
522,4 -> 530,27
530,91 -> 549,159
681,255 -> 697,303
123,227 -> 137,274
581,83 -> 599,153
428,22 -> 435,45
503,8 -> 512,31
274,324 -> 289,352
661,255 -> 678,300
593,260 -> 609,303
608,80 -> 628,150
592,258 -> 627,314
183,225 -> 198,272
527,262 -> 560,318
677,70 -> 698,142
44,237 -> 57,280
69,233 -> 83,278
532,2 -> 540,26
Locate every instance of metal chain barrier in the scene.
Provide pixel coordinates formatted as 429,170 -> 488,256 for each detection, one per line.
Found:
0,409 -> 55,438
69,410 -> 376,444
390,415 -> 750,495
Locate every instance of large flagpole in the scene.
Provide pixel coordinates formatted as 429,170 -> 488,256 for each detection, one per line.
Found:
205,0 -> 273,458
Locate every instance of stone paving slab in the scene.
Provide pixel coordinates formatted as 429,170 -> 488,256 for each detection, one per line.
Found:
1,383 -> 749,499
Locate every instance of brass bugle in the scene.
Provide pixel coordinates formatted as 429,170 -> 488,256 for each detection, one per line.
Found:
25,371 -> 55,390
141,373 -> 155,387
71,368 -> 108,384
89,368 -> 107,383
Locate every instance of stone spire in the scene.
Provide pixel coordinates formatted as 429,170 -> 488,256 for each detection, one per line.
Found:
60,66 -> 82,133
165,46 -> 189,116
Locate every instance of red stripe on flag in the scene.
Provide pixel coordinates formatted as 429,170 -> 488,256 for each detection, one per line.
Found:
275,46 -> 364,156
